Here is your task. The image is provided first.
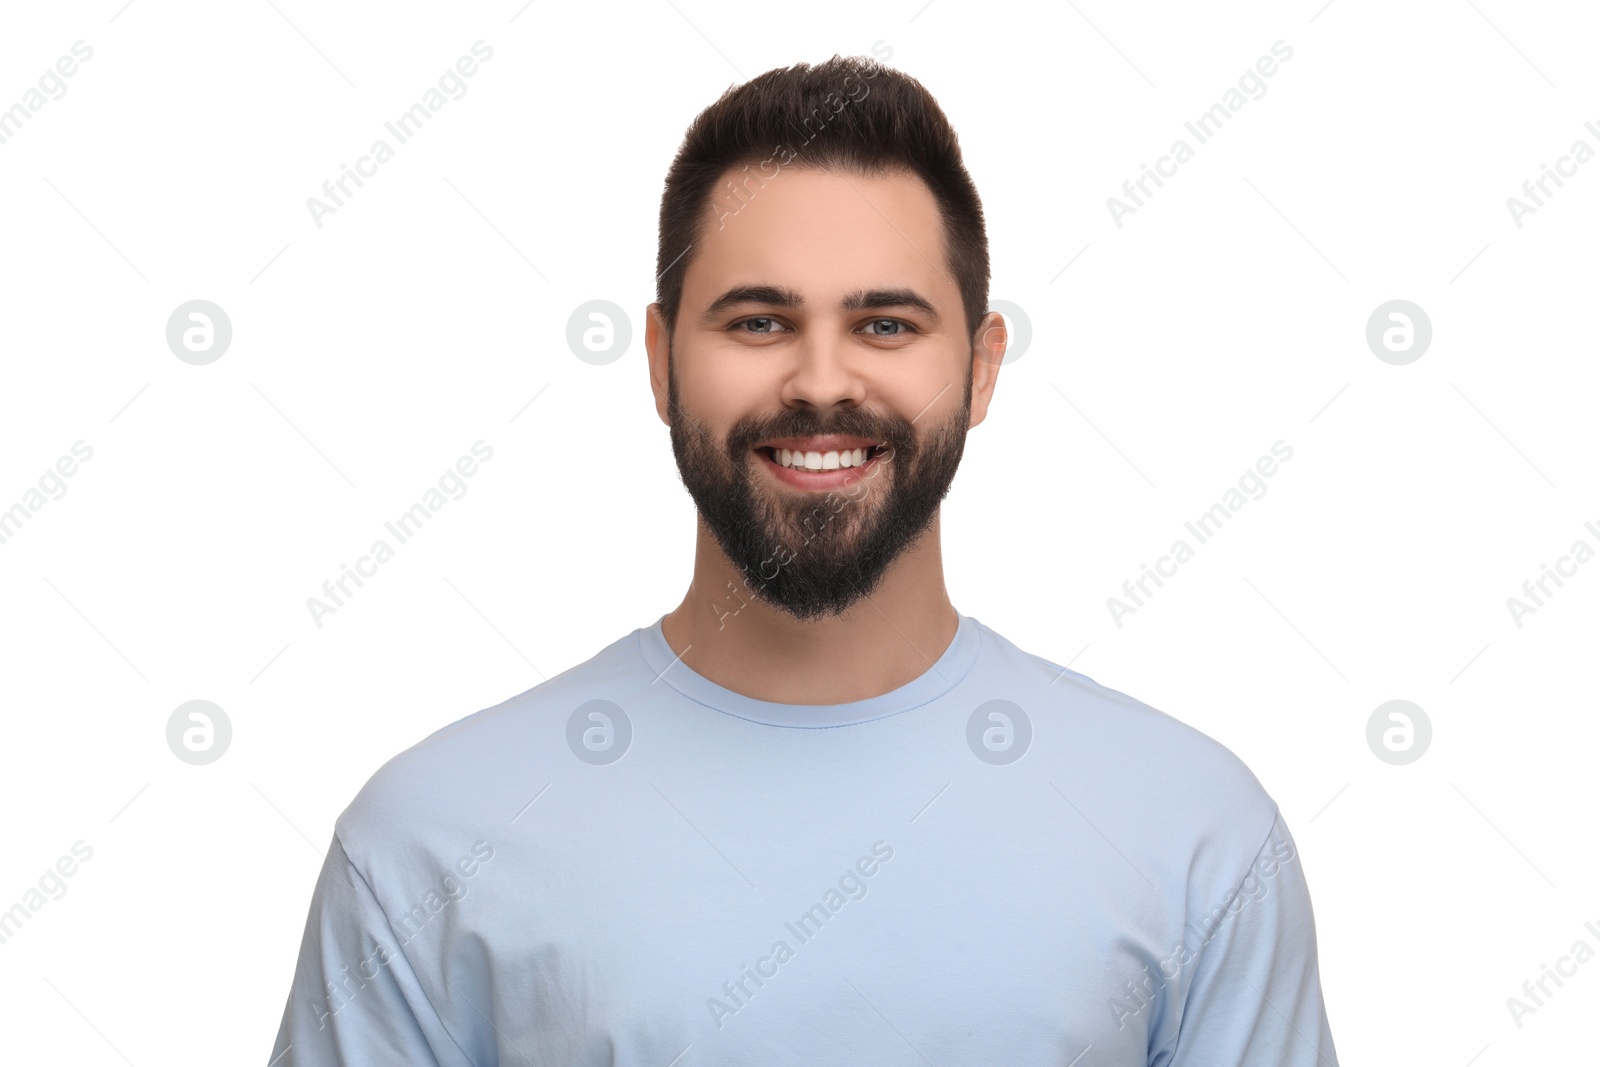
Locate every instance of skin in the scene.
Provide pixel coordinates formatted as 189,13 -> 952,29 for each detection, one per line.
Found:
645,166 -> 1007,705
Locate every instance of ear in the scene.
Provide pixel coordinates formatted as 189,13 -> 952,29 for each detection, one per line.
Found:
966,310 -> 1007,430
645,303 -> 671,428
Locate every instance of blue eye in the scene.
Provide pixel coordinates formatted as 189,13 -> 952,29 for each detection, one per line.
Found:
728,316 -> 916,337
735,317 -> 785,334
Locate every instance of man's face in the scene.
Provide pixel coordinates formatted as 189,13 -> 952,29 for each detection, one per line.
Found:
649,165 -> 996,622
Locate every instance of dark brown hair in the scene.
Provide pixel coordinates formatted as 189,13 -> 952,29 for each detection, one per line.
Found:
654,54 -> 989,343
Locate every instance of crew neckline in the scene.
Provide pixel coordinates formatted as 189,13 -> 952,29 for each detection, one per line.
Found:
636,612 -> 982,728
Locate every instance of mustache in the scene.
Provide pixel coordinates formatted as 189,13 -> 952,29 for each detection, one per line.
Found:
725,413 -> 915,456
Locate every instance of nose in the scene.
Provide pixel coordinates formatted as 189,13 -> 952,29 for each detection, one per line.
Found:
777,323 -> 868,411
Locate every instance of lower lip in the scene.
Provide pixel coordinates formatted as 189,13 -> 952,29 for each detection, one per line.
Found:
757,448 -> 885,490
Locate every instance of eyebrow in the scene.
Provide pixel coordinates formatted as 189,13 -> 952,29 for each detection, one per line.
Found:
700,284 -> 939,323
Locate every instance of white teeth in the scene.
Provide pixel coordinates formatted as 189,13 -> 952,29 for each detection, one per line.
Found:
775,447 -> 869,470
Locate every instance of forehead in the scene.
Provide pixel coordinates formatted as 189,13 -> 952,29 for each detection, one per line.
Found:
682,165 -> 954,310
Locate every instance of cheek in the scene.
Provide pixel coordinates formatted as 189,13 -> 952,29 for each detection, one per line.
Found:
873,368 -> 958,429
682,345 -> 771,401
683,358 -> 785,433
677,360 -> 743,415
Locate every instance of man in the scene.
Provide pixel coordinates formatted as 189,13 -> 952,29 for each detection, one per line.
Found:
270,55 -> 1339,1065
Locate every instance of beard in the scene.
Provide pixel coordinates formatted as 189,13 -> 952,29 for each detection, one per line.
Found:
667,356 -> 972,621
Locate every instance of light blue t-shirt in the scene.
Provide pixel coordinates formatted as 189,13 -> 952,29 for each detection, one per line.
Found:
270,613 -> 1338,1065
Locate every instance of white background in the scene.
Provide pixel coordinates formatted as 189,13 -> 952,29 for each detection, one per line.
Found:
1,0 -> 1596,1062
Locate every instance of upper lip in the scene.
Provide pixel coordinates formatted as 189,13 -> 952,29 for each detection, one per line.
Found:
756,435 -> 882,452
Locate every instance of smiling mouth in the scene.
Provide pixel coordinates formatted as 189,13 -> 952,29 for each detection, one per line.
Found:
757,444 -> 888,471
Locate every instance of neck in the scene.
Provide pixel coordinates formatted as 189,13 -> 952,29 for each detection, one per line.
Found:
659,510 -> 959,705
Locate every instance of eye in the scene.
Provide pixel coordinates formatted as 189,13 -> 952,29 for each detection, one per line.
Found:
861,318 -> 915,338
731,316 -> 789,335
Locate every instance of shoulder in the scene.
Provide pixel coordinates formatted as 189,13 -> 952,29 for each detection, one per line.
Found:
332,626 -> 651,868
977,620 -> 1280,869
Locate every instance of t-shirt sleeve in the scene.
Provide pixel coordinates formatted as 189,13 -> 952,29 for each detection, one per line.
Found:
1157,808 -> 1339,1067
267,831 -> 469,1067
